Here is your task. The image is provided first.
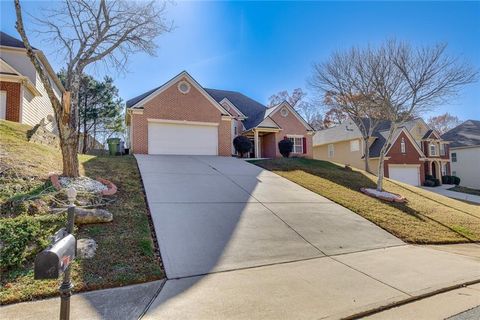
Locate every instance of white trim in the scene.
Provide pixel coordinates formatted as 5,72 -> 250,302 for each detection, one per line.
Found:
19,85 -> 23,123
147,118 -> 219,127
0,90 -> 6,120
267,101 -> 314,131
177,80 -> 191,94
219,98 -> 247,119
0,74 -> 42,96
385,127 -> 426,157
221,115 -> 232,121
286,134 -> 304,138
130,71 -> 231,116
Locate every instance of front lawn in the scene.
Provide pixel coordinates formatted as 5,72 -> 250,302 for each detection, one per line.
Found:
0,120 -> 163,304
251,158 -> 480,244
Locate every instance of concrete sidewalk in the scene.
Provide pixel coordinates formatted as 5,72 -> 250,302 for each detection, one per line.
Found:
365,283 -> 480,320
0,280 -> 164,320
422,184 -> 480,204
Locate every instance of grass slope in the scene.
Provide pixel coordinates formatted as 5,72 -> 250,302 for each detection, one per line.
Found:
0,120 -> 163,304
252,158 -> 480,244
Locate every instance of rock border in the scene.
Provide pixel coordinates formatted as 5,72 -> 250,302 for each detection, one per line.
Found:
49,174 -> 117,196
360,187 -> 407,203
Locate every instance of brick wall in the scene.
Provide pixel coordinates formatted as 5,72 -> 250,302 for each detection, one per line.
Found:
384,131 -> 425,184
0,81 -> 21,122
131,76 -> 231,155
270,107 -> 313,158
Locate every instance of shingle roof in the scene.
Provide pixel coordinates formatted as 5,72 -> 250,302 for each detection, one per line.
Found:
205,88 -> 267,130
441,120 -> 480,148
126,85 -> 161,108
422,129 -> 433,139
0,31 -> 37,50
359,119 -> 393,157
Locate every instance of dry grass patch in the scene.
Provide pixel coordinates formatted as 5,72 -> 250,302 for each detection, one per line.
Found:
0,120 -> 163,304
252,158 -> 480,244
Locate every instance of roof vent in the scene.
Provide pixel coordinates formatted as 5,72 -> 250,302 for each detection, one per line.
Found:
178,81 -> 190,94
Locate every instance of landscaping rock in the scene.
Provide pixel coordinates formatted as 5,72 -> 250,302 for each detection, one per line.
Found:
77,238 -> 97,259
360,187 -> 407,203
75,208 -> 113,224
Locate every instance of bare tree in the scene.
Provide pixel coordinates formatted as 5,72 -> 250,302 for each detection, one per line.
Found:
311,40 -> 477,190
428,112 -> 462,134
14,0 -> 170,177
310,46 -> 387,173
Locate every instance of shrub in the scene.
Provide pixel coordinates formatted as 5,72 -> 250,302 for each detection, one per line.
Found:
433,178 -> 441,186
425,174 -> 434,181
233,136 -> 252,158
442,175 -> 454,184
423,180 -> 435,187
452,176 -> 461,185
0,215 -> 64,270
278,138 -> 293,158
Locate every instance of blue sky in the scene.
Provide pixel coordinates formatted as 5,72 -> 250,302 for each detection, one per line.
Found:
1,1 -> 479,120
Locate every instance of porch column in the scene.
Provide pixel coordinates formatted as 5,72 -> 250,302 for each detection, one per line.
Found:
254,130 -> 260,158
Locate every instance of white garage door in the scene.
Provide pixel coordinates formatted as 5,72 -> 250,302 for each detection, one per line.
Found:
148,121 -> 218,155
388,165 -> 420,186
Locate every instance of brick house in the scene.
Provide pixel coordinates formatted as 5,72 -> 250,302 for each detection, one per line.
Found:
125,71 -> 314,157
313,117 -> 451,186
0,32 -> 64,132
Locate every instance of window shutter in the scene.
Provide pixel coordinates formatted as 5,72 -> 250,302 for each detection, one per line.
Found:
303,137 -> 307,154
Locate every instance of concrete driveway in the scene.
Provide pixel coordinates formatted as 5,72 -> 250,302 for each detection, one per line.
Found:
136,155 -> 480,320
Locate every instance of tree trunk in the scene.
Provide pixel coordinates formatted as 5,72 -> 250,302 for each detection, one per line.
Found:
59,125 -> 80,177
364,137 -> 370,173
376,125 -> 397,191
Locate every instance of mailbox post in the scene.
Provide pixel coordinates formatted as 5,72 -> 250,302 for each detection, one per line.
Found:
59,187 -> 77,320
34,187 -> 77,320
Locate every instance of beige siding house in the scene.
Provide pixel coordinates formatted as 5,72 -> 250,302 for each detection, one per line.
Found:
0,32 -> 63,132
313,117 -> 451,186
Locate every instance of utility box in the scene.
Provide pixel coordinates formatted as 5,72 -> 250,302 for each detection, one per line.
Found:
34,230 -> 76,280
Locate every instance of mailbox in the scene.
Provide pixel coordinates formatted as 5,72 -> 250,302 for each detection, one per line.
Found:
34,230 -> 76,280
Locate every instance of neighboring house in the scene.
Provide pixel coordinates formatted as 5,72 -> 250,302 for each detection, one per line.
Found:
0,32 -> 63,132
441,120 -> 480,189
313,117 -> 451,186
125,71 -> 314,157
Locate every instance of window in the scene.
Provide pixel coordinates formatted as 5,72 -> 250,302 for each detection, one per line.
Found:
452,152 -> 457,162
288,137 -> 303,153
429,144 -> 437,156
234,125 -> 237,135
440,144 -> 445,156
280,108 -> 289,117
400,138 -> 406,153
350,140 -> 360,152
328,144 -> 334,158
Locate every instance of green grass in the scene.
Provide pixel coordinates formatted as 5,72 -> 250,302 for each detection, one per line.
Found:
252,158 -> 480,244
449,186 -> 480,196
0,120 -> 163,305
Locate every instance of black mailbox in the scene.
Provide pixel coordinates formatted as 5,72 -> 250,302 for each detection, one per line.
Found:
34,231 -> 76,280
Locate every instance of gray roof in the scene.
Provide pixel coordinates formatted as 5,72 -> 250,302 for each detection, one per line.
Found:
126,85 -> 161,108
0,31 -> 37,50
360,119 -> 393,157
441,120 -> 480,148
205,88 -> 268,130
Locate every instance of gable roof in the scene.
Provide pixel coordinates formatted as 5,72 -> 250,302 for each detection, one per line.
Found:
126,71 -> 230,115
0,31 -> 38,50
441,120 -> 480,148
205,88 -> 267,130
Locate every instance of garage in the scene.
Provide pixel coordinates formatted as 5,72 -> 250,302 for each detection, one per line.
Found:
388,165 -> 420,186
148,120 -> 218,155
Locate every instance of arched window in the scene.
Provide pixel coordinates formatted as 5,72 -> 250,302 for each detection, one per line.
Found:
400,138 -> 406,153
